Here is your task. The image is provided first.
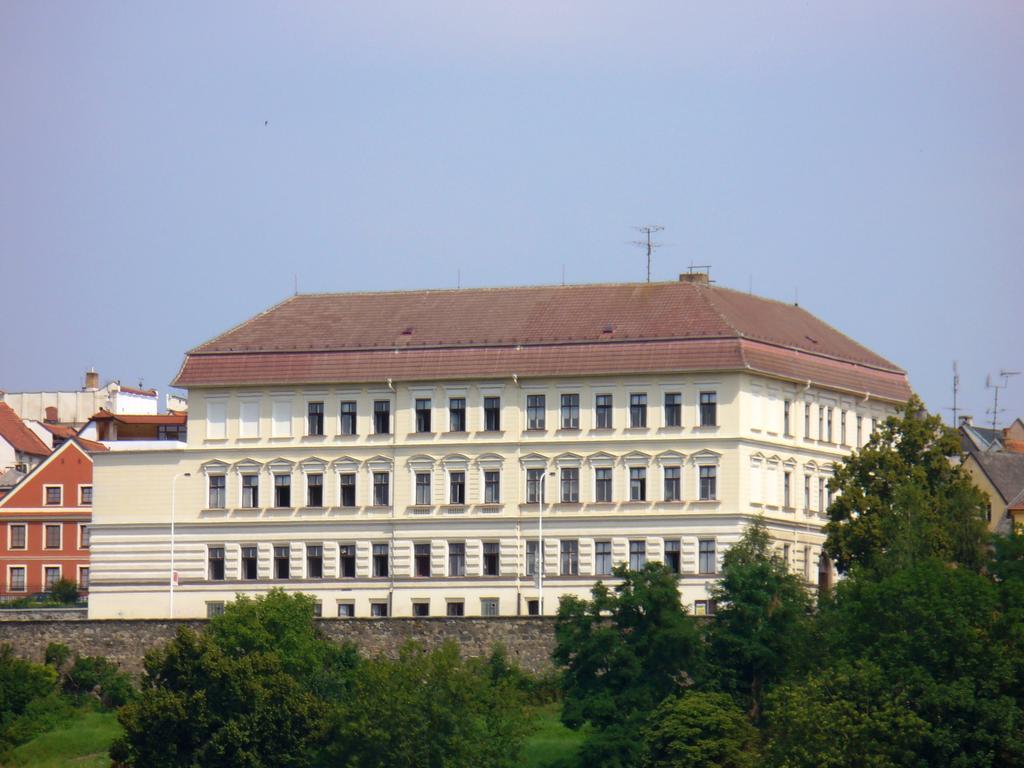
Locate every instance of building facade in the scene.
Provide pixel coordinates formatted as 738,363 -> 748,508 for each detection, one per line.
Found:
89,279 -> 911,619
0,440 -> 95,597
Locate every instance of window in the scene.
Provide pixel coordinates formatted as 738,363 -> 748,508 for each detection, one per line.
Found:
664,392 -> 682,427
699,392 -> 717,426
45,524 -> 61,549
818,553 -> 832,592
483,542 -> 500,576
307,545 -> 323,578
274,474 -> 291,508
78,567 -> 90,589
208,547 -> 225,580
526,468 -> 545,504
239,400 -> 260,438
158,422 -> 187,441
373,400 -> 391,434
241,546 -> 258,579
80,486 -> 93,506
415,398 -> 432,433
527,395 -> 546,430
629,540 -> 646,570
207,400 -> 227,439
783,543 -> 791,567
840,410 -> 847,444
595,394 -> 613,428
595,541 -> 612,575
448,542 -> 466,576
664,466 -> 681,501
804,402 -> 811,437
629,393 -> 647,428
372,543 -> 389,577
340,401 -> 357,435
818,406 -> 825,440
694,600 -> 717,616
207,602 -> 226,618
818,478 -> 825,512
339,544 -> 356,578
242,474 -> 259,508
79,524 -> 90,548
446,602 -> 464,617
307,402 -> 324,436
45,486 -> 62,506
272,399 -> 292,438
664,540 -> 681,573
44,566 -> 61,590
483,397 -> 501,431
449,397 -> 466,432
526,540 -> 539,577
9,566 -> 25,592
856,415 -> 863,446
209,475 -> 226,509
826,481 -> 833,510
412,602 -> 430,617
804,475 -> 811,510
561,394 -> 580,429
414,543 -> 431,577
9,524 -> 26,550
783,400 -> 792,435
826,407 -> 834,442
783,471 -> 791,508
629,467 -> 646,501
595,468 -> 612,503
699,466 -> 717,501
560,468 -> 579,503
340,473 -> 356,507
484,471 -> 500,504
527,599 -> 540,616
373,472 -> 390,506
481,598 -> 500,617
698,539 -> 716,574
337,603 -> 355,618
307,473 -> 323,507
415,473 -> 431,505
449,472 -> 465,505
371,602 -> 388,617
274,545 -> 290,579
560,540 -> 579,576
803,545 -> 812,582
313,602 -> 322,618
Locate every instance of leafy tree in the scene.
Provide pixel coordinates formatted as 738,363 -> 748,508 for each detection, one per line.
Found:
554,562 -> 704,767
708,519 -> 813,720
824,395 -> 988,575
49,578 -> 80,604
643,691 -> 759,768
323,641 -> 531,768
62,653 -> 134,707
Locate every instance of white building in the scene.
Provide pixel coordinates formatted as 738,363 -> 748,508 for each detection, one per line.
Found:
88,277 -> 911,619
1,369 -> 162,427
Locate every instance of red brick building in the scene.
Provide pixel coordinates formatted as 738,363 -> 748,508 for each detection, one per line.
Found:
0,439 -> 100,597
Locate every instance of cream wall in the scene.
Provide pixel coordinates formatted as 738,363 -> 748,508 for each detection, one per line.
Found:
89,372 -> 895,619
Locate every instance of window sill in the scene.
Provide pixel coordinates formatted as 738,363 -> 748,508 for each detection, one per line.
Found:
523,428 -> 548,434
624,426 -> 649,433
557,427 -> 581,434
692,425 -> 719,431
302,435 -> 327,441
657,426 -> 684,433
445,431 -> 469,436
408,432 -> 435,438
693,498 -> 719,504
588,427 -> 615,434
478,430 -> 504,436
298,506 -> 326,512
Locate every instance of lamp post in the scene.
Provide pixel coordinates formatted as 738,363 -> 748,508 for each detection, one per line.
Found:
169,472 -> 191,618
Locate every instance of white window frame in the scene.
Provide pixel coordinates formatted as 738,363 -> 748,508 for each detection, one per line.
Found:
77,565 -> 90,589
7,523 -> 27,550
43,564 -> 62,590
476,453 -> 504,506
8,565 -> 27,592
43,484 -> 63,506
44,523 -> 63,550
78,523 -> 90,549
78,484 -> 93,506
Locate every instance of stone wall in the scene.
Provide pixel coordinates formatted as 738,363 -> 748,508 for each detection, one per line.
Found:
0,617 -> 557,675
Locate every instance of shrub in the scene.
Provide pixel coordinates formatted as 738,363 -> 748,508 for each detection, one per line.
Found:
49,578 -> 80,605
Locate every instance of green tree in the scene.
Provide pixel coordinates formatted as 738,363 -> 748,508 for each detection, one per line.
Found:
553,562 -> 704,767
323,641 -> 531,768
708,519 -> 813,720
49,578 -> 80,604
643,691 -> 759,768
824,395 -> 988,575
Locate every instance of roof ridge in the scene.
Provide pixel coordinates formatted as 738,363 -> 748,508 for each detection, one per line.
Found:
285,280 -> 686,299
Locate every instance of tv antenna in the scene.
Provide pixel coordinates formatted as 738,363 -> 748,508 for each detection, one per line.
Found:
631,225 -> 664,283
986,369 -> 1020,435
945,361 -> 960,426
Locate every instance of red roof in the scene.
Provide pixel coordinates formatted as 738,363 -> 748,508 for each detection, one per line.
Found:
174,281 -> 912,401
88,410 -> 187,425
117,385 -> 158,397
0,403 -> 51,457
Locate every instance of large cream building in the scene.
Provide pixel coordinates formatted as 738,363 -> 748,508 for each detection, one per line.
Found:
89,277 -> 911,619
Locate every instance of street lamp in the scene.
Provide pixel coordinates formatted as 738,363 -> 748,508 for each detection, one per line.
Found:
169,472 -> 191,618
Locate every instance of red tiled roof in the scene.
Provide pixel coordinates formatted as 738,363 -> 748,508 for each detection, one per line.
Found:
0,403 -> 51,457
174,281 -> 912,401
117,385 -> 158,397
41,423 -> 77,439
88,410 -> 187,425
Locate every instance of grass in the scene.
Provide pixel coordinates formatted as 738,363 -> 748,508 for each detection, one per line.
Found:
2,708 -> 121,768
522,703 -> 586,768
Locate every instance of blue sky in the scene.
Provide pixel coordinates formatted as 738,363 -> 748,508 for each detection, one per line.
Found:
1,2 -> 1021,424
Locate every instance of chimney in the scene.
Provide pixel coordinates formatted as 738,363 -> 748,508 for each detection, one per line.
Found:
84,368 -> 99,391
959,415 -> 973,427
679,271 -> 709,286
44,406 -> 58,424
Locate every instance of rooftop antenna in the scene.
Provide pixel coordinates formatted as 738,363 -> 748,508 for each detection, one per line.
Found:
986,369 -> 1020,437
945,361 -> 960,427
631,225 -> 664,282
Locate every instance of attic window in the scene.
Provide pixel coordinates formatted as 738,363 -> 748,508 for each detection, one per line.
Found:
602,324 -> 614,334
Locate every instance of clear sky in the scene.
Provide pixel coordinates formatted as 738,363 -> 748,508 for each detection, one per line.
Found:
1,2 -> 1021,425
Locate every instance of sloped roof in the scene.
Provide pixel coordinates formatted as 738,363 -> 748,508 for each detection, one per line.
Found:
174,281 -> 911,401
0,403 -> 51,457
970,451 -> 1024,505
88,410 -> 187,425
